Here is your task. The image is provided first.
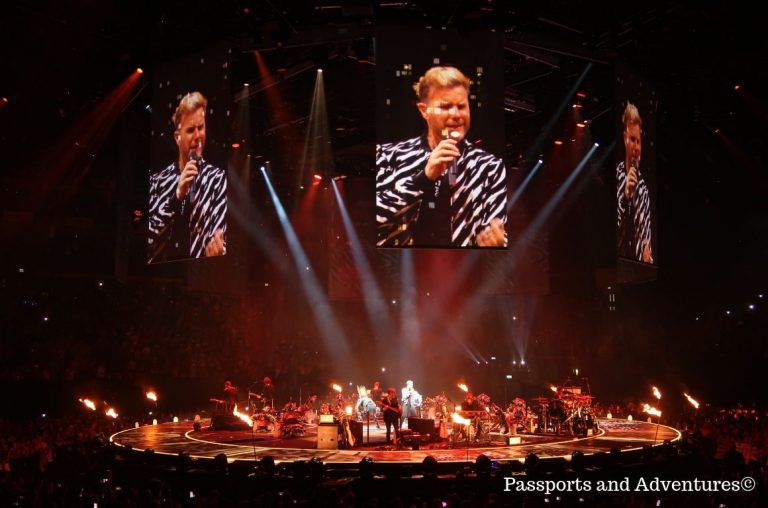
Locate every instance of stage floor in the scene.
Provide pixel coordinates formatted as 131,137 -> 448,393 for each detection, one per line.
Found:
110,418 -> 681,465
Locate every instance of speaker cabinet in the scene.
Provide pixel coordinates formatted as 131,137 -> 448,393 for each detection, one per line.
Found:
317,424 -> 338,450
408,417 -> 436,437
348,420 -> 364,445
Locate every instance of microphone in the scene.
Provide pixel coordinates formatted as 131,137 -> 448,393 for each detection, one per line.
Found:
447,130 -> 461,186
628,158 -> 639,200
627,158 -> 639,213
188,150 -> 202,202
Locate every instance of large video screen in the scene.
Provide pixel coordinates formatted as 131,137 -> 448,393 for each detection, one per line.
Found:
147,48 -> 231,264
375,27 -> 506,249
615,63 -> 658,266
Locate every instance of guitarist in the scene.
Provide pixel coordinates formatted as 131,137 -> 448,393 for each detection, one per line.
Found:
380,388 -> 401,444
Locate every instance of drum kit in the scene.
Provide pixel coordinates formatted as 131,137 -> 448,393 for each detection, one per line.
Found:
210,391 -> 320,438
449,410 -> 488,444
530,388 -> 595,435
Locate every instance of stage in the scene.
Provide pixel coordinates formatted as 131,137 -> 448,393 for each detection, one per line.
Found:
110,418 -> 681,465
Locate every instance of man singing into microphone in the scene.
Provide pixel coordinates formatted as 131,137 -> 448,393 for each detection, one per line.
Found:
376,66 -> 507,247
148,91 -> 227,263
616,102 -> 653,264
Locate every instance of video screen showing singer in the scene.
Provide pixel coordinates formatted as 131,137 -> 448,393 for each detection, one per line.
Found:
616,101 -> 653,264
148,91 -> 227,263
376,66 -> 507,248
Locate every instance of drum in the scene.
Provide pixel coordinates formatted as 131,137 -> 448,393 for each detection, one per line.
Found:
302,409 -> 317,424
253,414 -> 274,432
282,412 -> 301,426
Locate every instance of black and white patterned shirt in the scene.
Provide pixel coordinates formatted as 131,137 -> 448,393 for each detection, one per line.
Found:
616,160 -> 651,262
376,135 -> 507,247
148,159 -> 227,263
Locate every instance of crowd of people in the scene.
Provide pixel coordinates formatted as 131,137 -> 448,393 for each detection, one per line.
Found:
0,278 -> 332,417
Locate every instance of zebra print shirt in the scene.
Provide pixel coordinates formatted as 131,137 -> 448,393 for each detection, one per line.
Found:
148,159 -> 227,263
376,135 -> 507,247
616,161 -> 652,262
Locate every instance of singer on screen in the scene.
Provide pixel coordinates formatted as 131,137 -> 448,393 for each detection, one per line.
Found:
148,91 -> 227,263
376,66 -> 507,247
616,101 -> 652,263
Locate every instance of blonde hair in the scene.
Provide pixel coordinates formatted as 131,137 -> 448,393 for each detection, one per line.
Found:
173,91 -> 207,129
413,66 -> 470,102
622,101 -> 642,131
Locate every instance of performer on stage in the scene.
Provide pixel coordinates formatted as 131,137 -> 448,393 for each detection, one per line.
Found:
460,391 -> 483,412
370,381 -> 382,403
261,376 -> 275,408
356,386 -> 380,428
400,380 -> 422,428
617,101 -> 653,263
223,380 -> 238,409
376,66 -> 507,247
148,91 -> 227,262
380,388 -> 401,444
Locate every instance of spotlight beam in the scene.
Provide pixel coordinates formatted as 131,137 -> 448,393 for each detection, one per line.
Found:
399,250 -> 420,352
507,159 -> 543,213
261,167 -> 352,365
525,63 -> 593,162
331,181 -> 395,344
455,144 -> 603,353
299,69 -> 333,191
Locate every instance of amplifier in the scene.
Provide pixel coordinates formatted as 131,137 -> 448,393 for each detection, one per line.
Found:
407,417 -> 436,437
317,424 -> 338,450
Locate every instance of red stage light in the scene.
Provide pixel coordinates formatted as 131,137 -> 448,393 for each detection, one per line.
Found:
576,91 -> 586,98
733,84 -> 740,91
136,68 -> 144,74
554,140 -> 563,145
231,143 -> 241,149
576,122 -> 585,128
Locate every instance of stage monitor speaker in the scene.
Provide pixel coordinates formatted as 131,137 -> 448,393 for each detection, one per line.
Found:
317,424 -> 338,450
348,420 -> 364,444
408,417 -> 435,437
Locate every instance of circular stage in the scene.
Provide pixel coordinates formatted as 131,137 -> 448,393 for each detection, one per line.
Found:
110,418 -> 681,465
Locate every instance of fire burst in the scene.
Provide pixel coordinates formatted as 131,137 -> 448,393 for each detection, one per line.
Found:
79,398 -> 96,411
683,393 -> 700,409
457,383 -> 469,393
652,386 -> 661,400
105,407 -> 119,419
232,404 -> 253,426
146,390 -> 158,402
452,412 -> 471,426
642,403 -> 662,418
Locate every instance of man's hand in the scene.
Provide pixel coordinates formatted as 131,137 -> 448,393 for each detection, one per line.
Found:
205,228 -> 226,257
476,218 -> 506,247
425,138 -> 460,181
176,158 -> 199,200
624,164 -> 638,201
